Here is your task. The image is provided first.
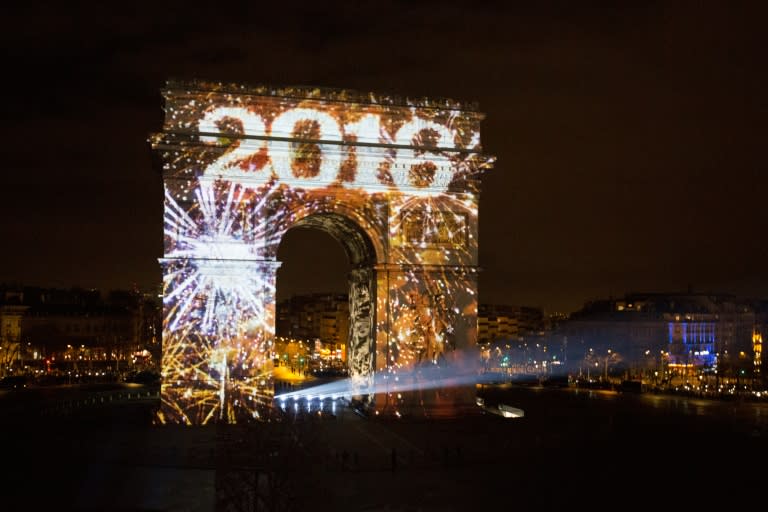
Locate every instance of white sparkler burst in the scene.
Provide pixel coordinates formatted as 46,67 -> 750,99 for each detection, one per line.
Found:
163,179 -> 285,336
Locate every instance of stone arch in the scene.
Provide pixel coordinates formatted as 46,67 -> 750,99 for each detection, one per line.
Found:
275,201 -> 386,266
276,211 -> 379,396
154,80 -> 494,424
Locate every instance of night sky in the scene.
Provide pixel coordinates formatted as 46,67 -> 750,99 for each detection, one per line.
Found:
1,2 -> 766,314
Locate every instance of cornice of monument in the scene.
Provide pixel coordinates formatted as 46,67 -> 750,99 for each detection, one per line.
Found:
164,78 -> 484,116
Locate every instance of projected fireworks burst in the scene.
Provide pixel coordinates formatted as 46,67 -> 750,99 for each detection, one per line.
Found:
153,80 -> 493,424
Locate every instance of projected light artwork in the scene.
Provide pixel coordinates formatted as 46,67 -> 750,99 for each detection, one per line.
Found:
152,80 -> 495,424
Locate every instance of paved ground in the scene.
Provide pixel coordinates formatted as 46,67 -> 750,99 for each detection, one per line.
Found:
3,384 -> 767,511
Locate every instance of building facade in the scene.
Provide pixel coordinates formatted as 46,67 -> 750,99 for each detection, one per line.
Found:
558,292 -> 762,387
276,293 -> 350,360
0,285 -> 161,377
477,304 -> 544,344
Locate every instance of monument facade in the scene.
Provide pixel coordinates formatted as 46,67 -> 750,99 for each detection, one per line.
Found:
152,80 -> 494,424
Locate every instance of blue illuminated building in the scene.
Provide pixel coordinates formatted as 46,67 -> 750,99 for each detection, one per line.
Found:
558,291 -> 759,378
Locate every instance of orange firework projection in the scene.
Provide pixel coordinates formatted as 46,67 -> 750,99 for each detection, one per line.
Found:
151,80 -> 495,424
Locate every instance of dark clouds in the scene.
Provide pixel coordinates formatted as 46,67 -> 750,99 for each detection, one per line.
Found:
1,1 -> 766,313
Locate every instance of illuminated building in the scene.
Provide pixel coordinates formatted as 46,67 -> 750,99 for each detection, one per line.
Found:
559,292 -> 759,384
276,293 -> 349,358
477,304 -> 544,344
752,329 -> 762,380
0,290 -> 27,374
0,291 -> 26,343
751,300 -> 768,385
476,305 -> 562,378
0,286 -> 159,376
477,304 -> 518,344
152,80 -> 495,424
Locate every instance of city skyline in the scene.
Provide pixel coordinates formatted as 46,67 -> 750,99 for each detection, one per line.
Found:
1,2 -> 766,314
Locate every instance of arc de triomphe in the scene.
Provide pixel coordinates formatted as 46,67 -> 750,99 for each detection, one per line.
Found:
152,80 -> 494,424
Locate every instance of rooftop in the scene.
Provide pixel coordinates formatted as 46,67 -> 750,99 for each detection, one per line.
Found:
165,78 -> 482,112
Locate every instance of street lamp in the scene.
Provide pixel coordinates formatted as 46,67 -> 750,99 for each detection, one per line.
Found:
659,350 -> 668,389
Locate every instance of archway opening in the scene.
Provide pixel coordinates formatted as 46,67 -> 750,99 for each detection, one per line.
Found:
276,228 -> 350,302
273,213 -> 377,409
